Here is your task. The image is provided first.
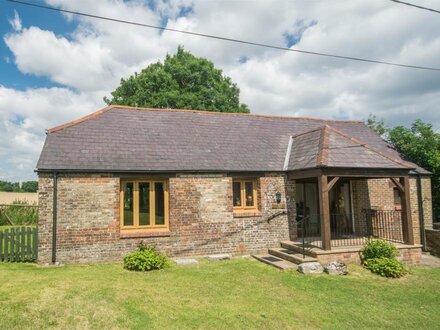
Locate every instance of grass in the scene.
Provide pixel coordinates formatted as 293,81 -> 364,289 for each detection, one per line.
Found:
0,260 -> 439,329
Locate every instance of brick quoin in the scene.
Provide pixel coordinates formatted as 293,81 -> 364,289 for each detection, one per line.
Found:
38,173 -> 430,264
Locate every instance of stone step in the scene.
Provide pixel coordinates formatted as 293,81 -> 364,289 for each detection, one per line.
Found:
252,254 -> 298,270
280,241 -> 318,257
268,248 -> 317,264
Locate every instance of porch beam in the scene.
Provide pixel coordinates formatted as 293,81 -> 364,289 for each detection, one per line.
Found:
321,168 -> 411,178
401,176 -> 414,245
326,176 -> 340,193
318,174 -> 331,250
289,169 -> 322,180
390,177 -> 404,193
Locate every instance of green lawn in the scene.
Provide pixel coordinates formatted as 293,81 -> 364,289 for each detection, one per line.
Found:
0,260 -> 439,329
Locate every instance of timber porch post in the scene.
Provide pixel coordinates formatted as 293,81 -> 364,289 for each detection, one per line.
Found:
401,176 -> 415,245
318,174 -> 331,250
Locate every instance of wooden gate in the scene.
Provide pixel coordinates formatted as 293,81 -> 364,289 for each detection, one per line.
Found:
0,226 -> 38,262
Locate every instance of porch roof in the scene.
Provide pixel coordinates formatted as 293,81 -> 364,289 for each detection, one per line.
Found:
287,125 -> 415,172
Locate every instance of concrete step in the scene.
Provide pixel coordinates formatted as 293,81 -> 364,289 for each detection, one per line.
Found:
280,241 -> 318,257
252,254 -> 298,270
268,248 -> 317,264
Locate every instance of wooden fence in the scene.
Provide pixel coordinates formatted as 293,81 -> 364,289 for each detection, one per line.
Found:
0,226 -> 38,262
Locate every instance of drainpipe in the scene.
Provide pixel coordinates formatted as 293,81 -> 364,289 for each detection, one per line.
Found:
52,172 -> 58,263
416,174 -> 426,250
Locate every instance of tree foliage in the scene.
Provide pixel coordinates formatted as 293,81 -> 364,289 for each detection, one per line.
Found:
388,119 -> 440,219
104,46 -> 250,113
0,181 -> 38,193
366,114 -> 386,136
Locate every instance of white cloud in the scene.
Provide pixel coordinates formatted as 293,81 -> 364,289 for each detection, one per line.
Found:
0,86 -> 102,181
8,10 -> 22,32
2,0 -> 440,180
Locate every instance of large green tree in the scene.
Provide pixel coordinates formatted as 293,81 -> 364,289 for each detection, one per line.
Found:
367,116 -> 440,220
104,46 -> 249,113
388,119 -> 440,219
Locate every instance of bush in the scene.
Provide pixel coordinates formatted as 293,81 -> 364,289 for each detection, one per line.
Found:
0,200 -> 38,226
123,245 -> 170,271
362,239 -> 398,260
364,257 -> 407,278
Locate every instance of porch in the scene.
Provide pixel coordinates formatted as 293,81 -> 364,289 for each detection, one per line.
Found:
290,167 -> 416,251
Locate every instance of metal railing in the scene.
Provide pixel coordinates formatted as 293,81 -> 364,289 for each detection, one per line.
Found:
294,215 -> 322,257
364,209 -> 404,243
295,209 -> 405,250
330,210 -> 404,247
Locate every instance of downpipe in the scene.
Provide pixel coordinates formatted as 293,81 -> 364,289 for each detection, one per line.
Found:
52,172 -> 58,263
416,174 -> 426,251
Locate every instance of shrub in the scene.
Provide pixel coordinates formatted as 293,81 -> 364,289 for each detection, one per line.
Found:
362,239 -> 398,260
364,257 -> 407,278
0,200 -> 38,226
124,245 -> 170,271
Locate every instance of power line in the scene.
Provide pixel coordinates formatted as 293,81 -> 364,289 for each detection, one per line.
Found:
389,0 -> 440,14
5,0 -> 440,72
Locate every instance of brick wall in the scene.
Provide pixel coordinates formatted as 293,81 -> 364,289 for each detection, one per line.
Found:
38,172 -> 432,264
315,246 -> 421,265
38,172 -> 295,264
426,229 -> 440,256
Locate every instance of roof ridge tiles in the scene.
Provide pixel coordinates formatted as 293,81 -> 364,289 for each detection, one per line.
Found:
47,104 -> 363,134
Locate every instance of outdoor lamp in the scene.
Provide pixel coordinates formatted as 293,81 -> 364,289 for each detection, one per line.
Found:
276,192 -> 282,204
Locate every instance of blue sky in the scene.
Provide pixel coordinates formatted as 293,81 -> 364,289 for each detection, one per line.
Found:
0,1 -> 74,90
1,0 -> 440,182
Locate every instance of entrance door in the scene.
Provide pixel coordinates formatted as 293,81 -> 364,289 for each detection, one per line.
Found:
329,181 -> 353,234
296,183 -> 320,236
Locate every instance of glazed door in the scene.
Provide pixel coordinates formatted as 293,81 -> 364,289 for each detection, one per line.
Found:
329,181 -> 353,234
296,183 -> 320,236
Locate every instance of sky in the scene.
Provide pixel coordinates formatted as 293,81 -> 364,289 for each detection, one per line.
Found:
1,0 -> 440,182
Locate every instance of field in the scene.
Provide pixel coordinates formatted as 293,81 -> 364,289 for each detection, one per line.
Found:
0,259 -> 439,329
0,192 -> 38,205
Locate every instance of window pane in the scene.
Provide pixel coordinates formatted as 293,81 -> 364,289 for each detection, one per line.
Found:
123,182 -> 134,226
245,182 -> 254,207
155,182 -> 165,225
139,183 -> 150,226
233,182 -> 242,207
393,188 -> 401,205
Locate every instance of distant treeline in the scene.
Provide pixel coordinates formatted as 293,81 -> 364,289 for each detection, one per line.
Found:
0,181 -> 38,193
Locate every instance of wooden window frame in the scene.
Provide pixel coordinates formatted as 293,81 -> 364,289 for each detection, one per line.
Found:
233,179 -> 258,211
393,187 -> 402,210
120,179 -> 169,231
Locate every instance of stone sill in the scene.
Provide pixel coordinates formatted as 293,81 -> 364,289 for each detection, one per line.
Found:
233,210 -> 262,218
120,230 -> 171,239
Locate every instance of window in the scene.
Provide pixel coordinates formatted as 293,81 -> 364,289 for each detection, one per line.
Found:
120,180 -> 168,230
233,179 -> 257,210
393,187 -> 401,210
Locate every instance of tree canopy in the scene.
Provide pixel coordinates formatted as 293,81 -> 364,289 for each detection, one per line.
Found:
104,46 -> 249,113
367,116 -> 440,220
0,181 -> 38,193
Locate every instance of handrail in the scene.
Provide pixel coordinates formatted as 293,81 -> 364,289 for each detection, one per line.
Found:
295,214 -> 311,259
